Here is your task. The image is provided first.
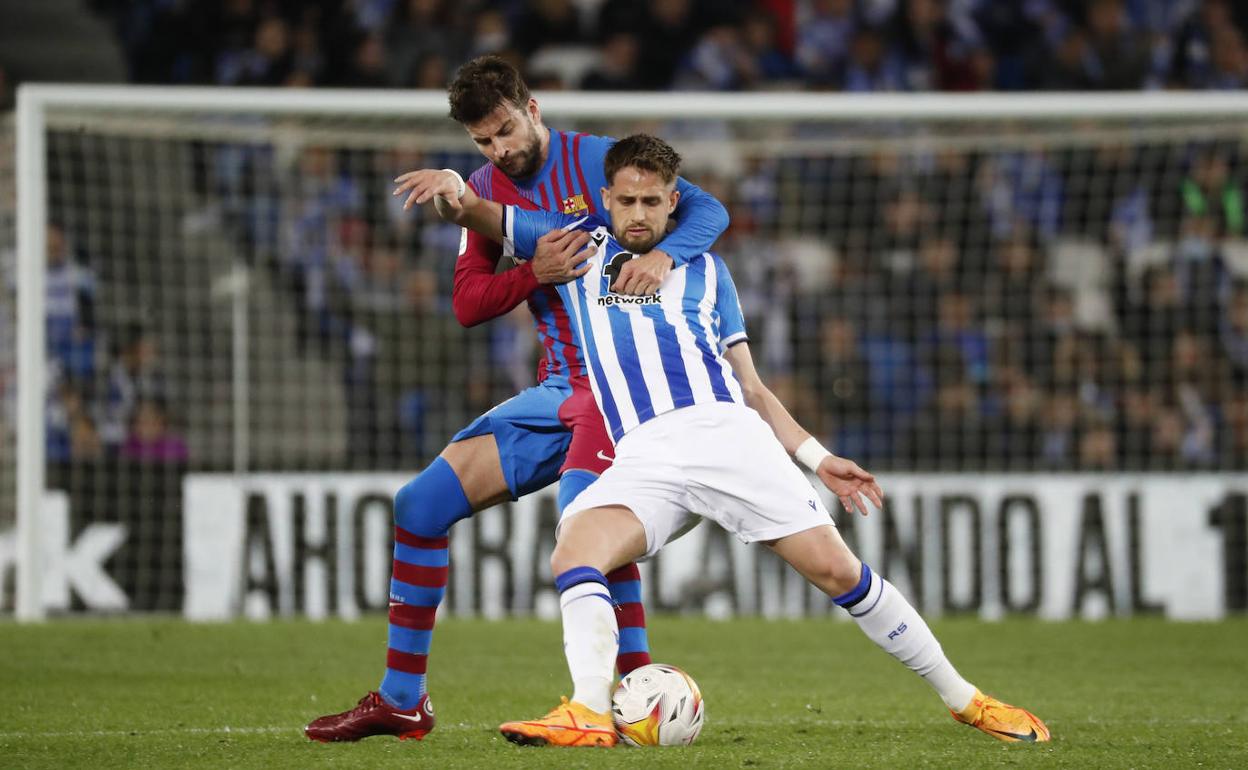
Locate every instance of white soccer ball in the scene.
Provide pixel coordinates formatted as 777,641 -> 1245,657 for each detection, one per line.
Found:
611,663 -> 705,746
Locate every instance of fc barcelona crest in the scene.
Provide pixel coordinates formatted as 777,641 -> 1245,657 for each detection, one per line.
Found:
562,194 -> 588,214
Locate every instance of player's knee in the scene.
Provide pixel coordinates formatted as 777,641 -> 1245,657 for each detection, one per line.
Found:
394,458 -> 473,538
550,540 -> 580,578
393,477 -> 436,536
813,550 -> 863,596
550,516 -> 600,576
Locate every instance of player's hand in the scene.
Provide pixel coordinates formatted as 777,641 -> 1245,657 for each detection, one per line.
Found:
393,169 -> 463,213
612,249 -> 672,295
532,229 -> 596,284
815,456 -> 884,517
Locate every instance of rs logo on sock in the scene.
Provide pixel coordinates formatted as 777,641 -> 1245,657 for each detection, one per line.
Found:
887,623 -> 908,640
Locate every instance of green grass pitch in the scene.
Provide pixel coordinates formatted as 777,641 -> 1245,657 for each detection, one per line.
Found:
1,616 -> 1245,768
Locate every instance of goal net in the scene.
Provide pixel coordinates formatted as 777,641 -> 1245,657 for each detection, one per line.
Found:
6,89 -> 1247,621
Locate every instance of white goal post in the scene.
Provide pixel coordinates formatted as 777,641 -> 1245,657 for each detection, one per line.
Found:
13,86 -> 1248,622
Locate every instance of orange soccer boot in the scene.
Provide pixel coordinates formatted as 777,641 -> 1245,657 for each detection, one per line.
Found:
952,689 -> 1051,743
499,696 -> 618,748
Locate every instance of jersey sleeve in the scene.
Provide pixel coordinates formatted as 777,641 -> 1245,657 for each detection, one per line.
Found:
713,256 -> 748,352
451,225 -> 540,327
657,176 -> 730,266
502,205 -> 588,261
467,164 -> 494,202
449,168 -> 540,327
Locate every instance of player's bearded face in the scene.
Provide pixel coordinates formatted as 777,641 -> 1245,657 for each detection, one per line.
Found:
465,102 -> 545,180
604,167 -> 679,254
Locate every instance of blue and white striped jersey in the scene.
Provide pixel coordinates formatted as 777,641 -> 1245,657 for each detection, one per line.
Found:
504,205 -> 749,443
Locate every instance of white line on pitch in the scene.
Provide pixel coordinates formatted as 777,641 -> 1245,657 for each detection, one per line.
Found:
0,727 -> 295,739
0,723 -> 505,740
1,716 -> 1241,740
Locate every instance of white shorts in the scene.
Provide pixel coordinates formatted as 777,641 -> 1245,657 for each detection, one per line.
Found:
560,402 -> 835,559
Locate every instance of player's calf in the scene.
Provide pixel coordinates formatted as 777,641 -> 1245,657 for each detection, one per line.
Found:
557,472 -> 655,675
380,458 -> 467,711
498,570 -> 619,748
547,509 -> 650,717
770,524 -> 988,719
606,563 -> 652,675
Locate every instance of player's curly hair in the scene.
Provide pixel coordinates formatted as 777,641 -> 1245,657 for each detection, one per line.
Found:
604,134 -> 682,185
447,56 -> 531,125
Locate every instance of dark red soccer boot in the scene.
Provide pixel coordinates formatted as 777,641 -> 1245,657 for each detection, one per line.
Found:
305,691 -> 435,742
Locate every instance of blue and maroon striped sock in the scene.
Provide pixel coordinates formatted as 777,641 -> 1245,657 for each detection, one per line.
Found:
379,458 -> 472,709
607,563 -> 652,675
379,528 -> 448,709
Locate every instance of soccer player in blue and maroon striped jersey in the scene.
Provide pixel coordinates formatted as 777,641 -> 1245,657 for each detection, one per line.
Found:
304,56 -> 728,743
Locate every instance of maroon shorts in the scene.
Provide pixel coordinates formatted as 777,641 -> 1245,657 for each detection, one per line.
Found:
556,377 -> 614,477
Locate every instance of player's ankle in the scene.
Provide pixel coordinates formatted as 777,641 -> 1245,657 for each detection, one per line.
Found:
948,687 -> 979,715
571,678 -> 613,713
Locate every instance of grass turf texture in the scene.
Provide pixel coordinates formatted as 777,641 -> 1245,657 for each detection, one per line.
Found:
1,617 -> 1245,768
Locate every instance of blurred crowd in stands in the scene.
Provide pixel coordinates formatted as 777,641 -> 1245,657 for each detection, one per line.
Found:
711,141 -> 1248,471
172,129 -> 1248,472
9,0 -> 1248,473
93,0 -> 1248,93
40,222 -> 187,465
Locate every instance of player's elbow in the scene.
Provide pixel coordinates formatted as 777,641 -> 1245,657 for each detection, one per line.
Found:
738,381 -> 769,409
451,300 -> 487,328
695,196 -> 729,232
450,287 -> 493,327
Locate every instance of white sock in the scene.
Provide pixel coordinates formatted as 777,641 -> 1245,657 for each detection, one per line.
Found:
845,571 -> 977,712
560,580 -> 618,713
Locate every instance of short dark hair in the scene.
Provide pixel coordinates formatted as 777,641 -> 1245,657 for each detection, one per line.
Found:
604,134 -> 682,186
447,56 -> 531,125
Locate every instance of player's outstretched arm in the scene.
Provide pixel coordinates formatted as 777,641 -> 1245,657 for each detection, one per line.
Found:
394,170 -> 590,276
723,342 -> 883,516
394,165 -> 594,327
393,169 -> 506,242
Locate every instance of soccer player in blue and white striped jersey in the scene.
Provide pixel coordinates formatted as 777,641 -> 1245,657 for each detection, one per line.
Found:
397,135 -> 1052,748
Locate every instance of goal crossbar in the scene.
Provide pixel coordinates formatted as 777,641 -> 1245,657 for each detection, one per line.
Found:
19,84 -> 1248,120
